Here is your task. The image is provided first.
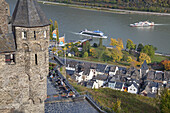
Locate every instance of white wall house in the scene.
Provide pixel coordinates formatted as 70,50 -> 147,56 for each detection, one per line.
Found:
85,69 -> 97,81
128,84 -> 138,94
76,72 -> 83,83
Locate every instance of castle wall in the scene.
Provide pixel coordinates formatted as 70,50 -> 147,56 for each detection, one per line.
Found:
0,25 -> 50,113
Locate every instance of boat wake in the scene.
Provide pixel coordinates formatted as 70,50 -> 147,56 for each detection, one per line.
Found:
154,24 -> 170,26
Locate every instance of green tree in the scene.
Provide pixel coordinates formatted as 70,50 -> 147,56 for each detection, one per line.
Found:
49,19 -> 54,40
137,43 -> 144,52
83,52 -> 88,58
142,45 -> 157,58
99,38 -> 103,47
126,39 -> 136,50
102,48 -> 112,62
82,41 -> 91,54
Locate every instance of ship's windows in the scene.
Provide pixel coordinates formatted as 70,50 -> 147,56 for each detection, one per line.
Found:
22,31 -> 27,39
35,54 -> 38,65
34,31 -> 36,40
44,30 -> 47,38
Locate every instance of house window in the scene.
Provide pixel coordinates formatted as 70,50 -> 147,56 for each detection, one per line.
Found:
22,31 -> 27,39
134,89 -> 135,91
34,31 -> 36,40
35,54 -> 38,65
44,31 -> 47,38
5,54 -> 15,64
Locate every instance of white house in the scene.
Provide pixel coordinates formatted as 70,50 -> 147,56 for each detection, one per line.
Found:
127,83 -> 138,94
86,80 -> 99,89
75,72 -> 83,83
95,74 -> 108,87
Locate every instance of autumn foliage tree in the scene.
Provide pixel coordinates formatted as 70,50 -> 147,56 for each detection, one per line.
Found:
139,53 -> 151,64
161,60 -> 170,71
110,38 -> 123,62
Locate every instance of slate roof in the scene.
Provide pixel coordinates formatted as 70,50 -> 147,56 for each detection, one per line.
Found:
96,64 -> 107,73
141,60 -> 149,70
12,0 -> 50,27
0,33 -> 16,53
115,82 -> 123,89
95,74 -> 108,81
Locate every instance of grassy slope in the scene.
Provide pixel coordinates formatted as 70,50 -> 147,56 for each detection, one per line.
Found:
151,55 -> 170,63
70,82 -> 160,113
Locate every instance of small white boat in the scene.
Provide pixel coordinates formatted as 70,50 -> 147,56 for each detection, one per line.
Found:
130,21 -> 154,27
79,29 -> 107,38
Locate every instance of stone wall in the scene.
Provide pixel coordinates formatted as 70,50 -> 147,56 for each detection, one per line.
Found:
0,25 -> 50,113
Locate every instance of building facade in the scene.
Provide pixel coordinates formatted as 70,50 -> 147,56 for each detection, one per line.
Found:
0,0 -> 50,112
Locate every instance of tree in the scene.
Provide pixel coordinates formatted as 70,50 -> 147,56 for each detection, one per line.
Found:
90,48 -> 98,58
126,39 -> 136,50
82,41 -> 91,54
137,43 -> 144,52
161,60 -> 170,71
93,43 -> 98,47
99,38 -> 103,47
111,48 -> 123,62
142,45 -> 157,58
102,48 -> 112,62
127,56 -> 132,62
83,52 -> 88,58
54,20 -> 59,43
139,53 -> 151,64
52,47 -> 57,53
49,19 -> 54,40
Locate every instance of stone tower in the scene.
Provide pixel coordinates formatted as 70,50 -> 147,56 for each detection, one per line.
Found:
0,0 -> 50,112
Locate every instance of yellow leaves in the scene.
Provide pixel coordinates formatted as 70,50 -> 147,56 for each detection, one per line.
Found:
127,56 -> 132,62
110,38 -> 124,51
52,47 -> 56,52
139,53 -> 151,64
62,47 -> 67,51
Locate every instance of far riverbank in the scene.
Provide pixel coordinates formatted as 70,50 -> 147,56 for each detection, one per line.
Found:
38,1 -> 170,16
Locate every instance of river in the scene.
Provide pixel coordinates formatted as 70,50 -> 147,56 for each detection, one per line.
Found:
6,0 -> 170,54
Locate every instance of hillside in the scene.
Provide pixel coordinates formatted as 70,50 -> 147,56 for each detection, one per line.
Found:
45,0 -> 170,13
70,82 -> 160,113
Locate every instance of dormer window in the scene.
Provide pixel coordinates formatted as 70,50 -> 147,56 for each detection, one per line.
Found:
44,30 -> 47,38
34,31 -> 36,40
22,31 -> 27,39
5,54 -> 15,64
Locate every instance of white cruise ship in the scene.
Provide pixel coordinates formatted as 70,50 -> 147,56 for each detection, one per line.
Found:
130,21 -> 154,27
79,29 -> 107,38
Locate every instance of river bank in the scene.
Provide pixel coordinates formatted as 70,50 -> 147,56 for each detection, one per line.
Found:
38,1 -> 170,16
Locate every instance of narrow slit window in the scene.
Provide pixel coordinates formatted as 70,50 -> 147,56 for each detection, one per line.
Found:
44,30 -> 46,38
34,31 -> 36,40
35,54 -> 38,65
22,31 -> 27,39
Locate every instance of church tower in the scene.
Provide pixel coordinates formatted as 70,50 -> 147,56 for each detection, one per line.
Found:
12,0 -> 50,112
0,0 -> 50,112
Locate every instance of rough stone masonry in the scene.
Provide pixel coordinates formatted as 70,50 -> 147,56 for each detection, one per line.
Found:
0,0 -> 50,112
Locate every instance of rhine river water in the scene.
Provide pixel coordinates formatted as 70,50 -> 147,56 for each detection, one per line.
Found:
6,0 -> 170,54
